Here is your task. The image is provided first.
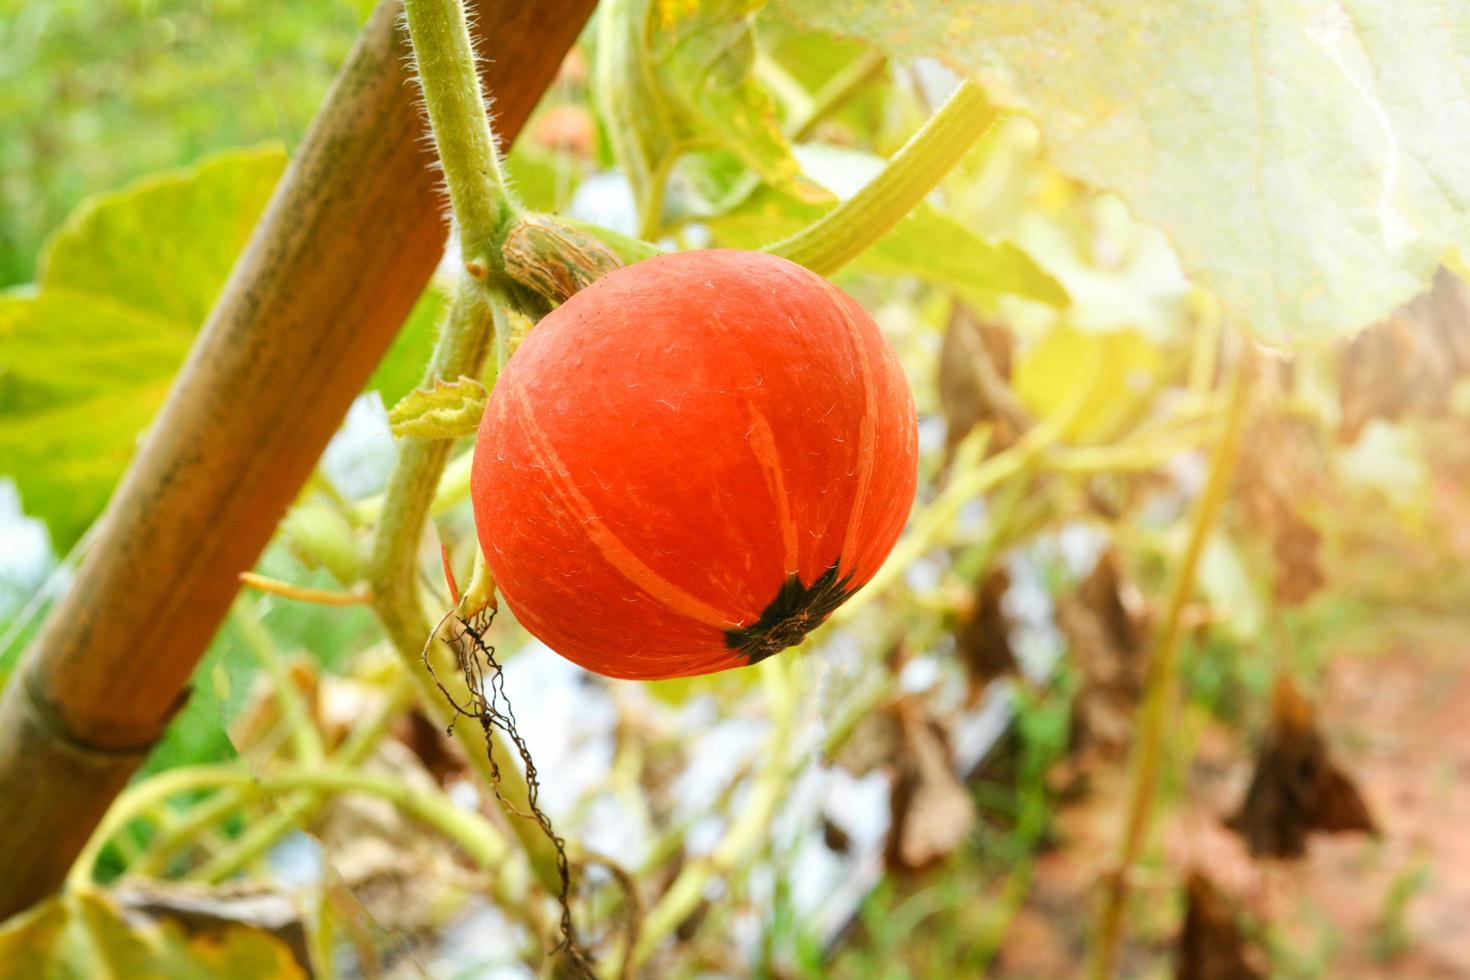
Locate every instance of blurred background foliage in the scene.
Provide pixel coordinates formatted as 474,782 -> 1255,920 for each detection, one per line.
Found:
0,0 -> 367,287
3,1 -> 1470,977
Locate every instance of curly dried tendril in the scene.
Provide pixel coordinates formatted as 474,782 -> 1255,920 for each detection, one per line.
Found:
420,608 -> 594,976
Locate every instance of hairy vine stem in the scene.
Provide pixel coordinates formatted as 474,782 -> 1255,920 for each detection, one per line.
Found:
376,0 -> 514,634
403,0 -> 518,270
375,1 -> 586,960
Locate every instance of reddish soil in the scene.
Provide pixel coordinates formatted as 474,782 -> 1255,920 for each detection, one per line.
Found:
992,634 -> 1470,978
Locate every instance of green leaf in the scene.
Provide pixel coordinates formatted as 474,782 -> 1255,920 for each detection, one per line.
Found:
708,144 -> 1065,307
596,0 -> 815,235
0,147 -> 286,549
774,0 -> 1470,346
506,147 -> 571,214
387,376 -> 488,440
369,282 -> 444,408
38,150 -> 287,328
0,145 -> 442,548
0,889 -> 305,979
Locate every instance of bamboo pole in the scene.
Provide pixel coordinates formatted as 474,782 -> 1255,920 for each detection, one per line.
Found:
0,0 -> 594,920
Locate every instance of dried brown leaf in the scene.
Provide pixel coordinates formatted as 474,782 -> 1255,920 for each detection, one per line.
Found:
112,883 -> 311,975
1226,677 -> 1377,858
1339,266 -> 1470,442
937,306 -> 1027,455
1174,871 -> 1266,980
227,657 -> 322,760
316,741 -> 480,941
1236,409 -> 1333,606
831,706 -> 903,778
1059,549 -> 1149,759
1271,514 -> 1326,605
393,708 -> 471,788
821,817 -> 852,855
1236,412 -> 1331,528
885,699 -> 976,873
952,566 -> 1019,703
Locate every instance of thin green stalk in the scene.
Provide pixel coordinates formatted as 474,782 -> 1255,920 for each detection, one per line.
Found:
353,447 -> 474,524
1044,428 -> 1223,476
193,679 -> 417,883
69,762 -> 508,892
131,792 -> 240,877
376,0 -> 565,900
787,50 -> 887,142
766,80 -> 996,276
403,622 -> 566,896
403,0 -> 518,267
753,52 -> 814,123
694,49 -> 890,228
260,766 -> 511,867
193,801 -> 308,884
1087,351 -> 1251,979
368,416 -> 565,897
131,675 -> 414,878
842,444 -> 1028,618
610,657 -> 801,974
232,596 -> 323,764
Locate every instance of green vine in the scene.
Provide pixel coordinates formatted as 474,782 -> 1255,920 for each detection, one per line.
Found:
1087,346 -> 1252,979
403,0 -> 518,270
766,80 -> 998,277
373,2 -> 590,965
128,671 -> 413,878
68,762 -> 509,892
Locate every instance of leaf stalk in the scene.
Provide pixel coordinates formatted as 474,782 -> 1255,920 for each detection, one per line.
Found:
767,80 -> 997,276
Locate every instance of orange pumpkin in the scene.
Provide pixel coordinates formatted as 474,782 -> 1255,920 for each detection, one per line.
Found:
471,249 -> 917,679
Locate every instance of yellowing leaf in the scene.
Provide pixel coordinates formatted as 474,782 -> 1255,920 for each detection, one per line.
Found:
0,890 -> 305,979
776,0 -> 1470,346
0,147 -> 286,548
1012,326 -> 1161,442
0,145 -> 444,547
387,376 -> 488,440
596,0 -> 812,235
